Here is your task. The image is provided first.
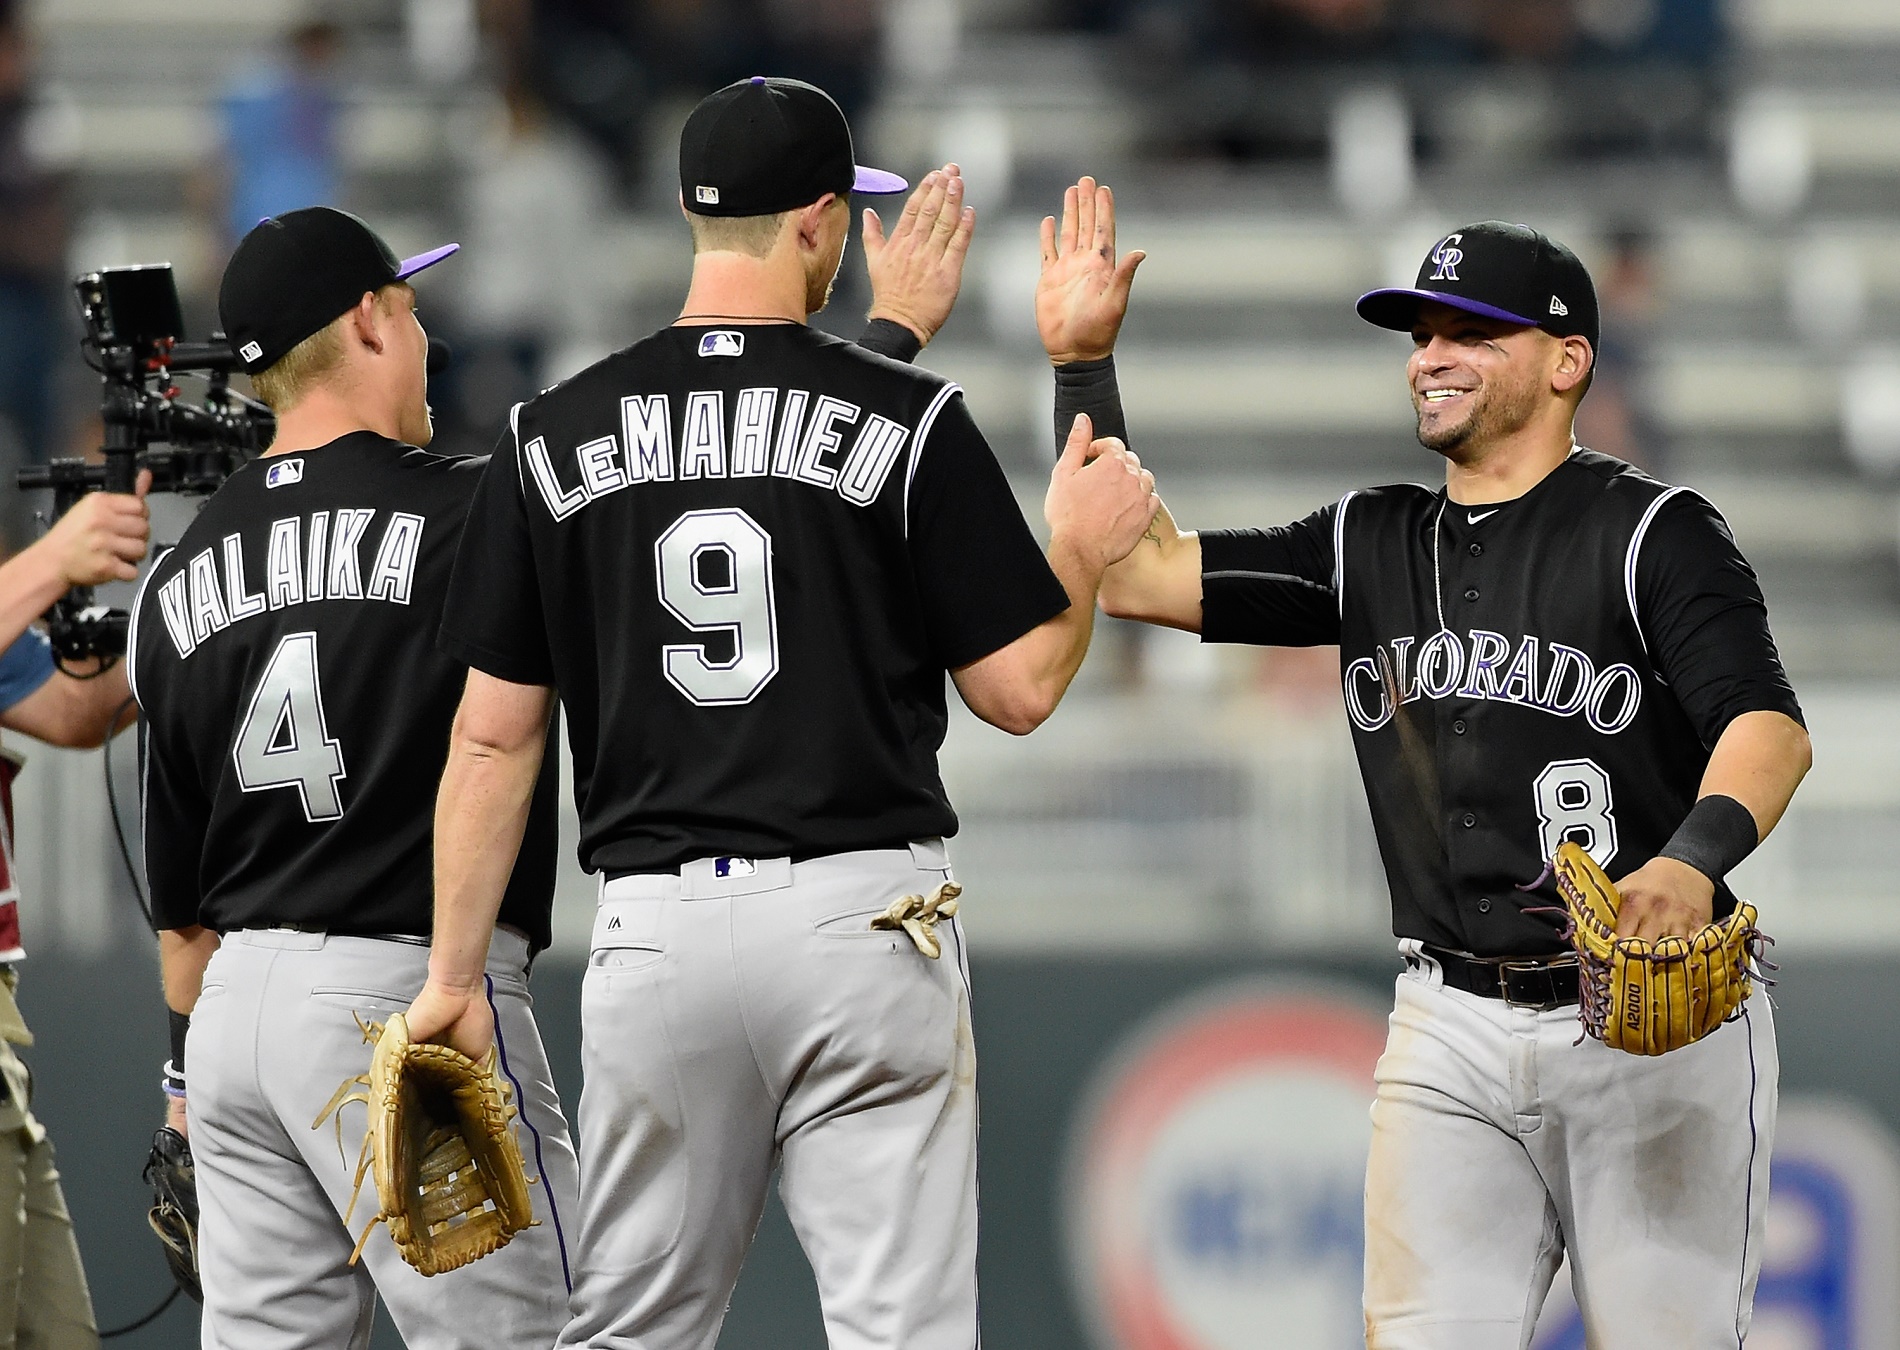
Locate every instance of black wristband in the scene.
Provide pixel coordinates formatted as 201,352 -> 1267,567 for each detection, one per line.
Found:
1053,355 -> 1129,455
1657,794 -> 1760,886
168,1008 -> 190,1075
857,318 -> 923,365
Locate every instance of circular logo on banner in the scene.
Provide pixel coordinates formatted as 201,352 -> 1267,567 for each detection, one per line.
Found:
1064,983 -> 1388,1350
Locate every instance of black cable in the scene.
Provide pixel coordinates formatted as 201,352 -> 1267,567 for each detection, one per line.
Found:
98,698 -> 190,1341
101,695 -> 152,927
99,1283 -> 180,1339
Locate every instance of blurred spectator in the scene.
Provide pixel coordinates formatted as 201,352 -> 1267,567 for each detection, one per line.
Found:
0,0 -> 71,524
443,82 -> 615,446
209,16 -> 343,248
525,0 -> 887,195
1574,227 -> 1665,474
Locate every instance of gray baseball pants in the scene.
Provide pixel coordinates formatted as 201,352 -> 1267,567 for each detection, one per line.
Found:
557,840 -> 978,1350
187,927 -> 580,1350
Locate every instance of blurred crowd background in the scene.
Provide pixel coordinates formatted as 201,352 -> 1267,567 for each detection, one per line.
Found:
3,0 -> 1900,1344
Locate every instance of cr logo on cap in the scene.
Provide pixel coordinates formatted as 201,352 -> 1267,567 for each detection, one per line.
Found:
695,185 -> 720,205
1429,233 -> 1464,282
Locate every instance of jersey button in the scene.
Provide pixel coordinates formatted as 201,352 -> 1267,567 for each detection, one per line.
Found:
1477,897 -> 1492,913
1452,719 -> 1467,734
1461,812 -> 1476,828
1468,542 -> 1484,557
1463,587 -> 1480,602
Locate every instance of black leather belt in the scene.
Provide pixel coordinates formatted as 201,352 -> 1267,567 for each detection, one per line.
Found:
1418,944 -> 1579,1010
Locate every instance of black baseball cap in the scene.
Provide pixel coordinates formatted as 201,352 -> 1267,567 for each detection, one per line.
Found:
1356,221 -> 1599,351
679,76 -> 907,218
219,206 -> 458,374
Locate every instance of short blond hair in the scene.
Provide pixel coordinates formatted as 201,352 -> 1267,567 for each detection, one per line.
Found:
686,209 -> 791,259
249,285 -> 408,412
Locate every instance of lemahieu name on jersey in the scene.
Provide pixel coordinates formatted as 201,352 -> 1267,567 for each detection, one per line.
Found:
153,509 -> 425,660
523,388 -> 912,520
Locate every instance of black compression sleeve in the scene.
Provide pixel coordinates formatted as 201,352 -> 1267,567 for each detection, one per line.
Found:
168,1008 -> 190,1075
857,319 -> 923,365
1053,357 -> 1129,455
1658,794 -> 1760,886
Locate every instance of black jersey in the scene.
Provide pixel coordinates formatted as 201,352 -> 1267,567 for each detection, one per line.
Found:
439,322 -> 1069,875
1199,449 -> 1803,957
130,432 -> 559,949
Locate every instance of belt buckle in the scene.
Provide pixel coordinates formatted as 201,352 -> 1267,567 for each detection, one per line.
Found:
1496,959 -> 1560,1011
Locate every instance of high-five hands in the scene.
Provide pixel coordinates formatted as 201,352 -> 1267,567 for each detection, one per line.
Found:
1046,414 -> 1160,571
1037,176 -> 1145,366
864,163 -> 976,348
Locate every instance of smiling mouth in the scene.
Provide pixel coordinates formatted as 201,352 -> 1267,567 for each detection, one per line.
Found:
1420,388 -> 1473,404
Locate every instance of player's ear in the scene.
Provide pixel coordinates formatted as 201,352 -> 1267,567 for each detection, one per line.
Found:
1552,335 -> 1592,395
347,291 -> 384,355
796,195 -> 839,251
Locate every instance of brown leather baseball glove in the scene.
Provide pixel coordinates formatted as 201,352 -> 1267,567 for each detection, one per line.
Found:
315,1012 -> 536,1275
1550,840 -> 1767,1056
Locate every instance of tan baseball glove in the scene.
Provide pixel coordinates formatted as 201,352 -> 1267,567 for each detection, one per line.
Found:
314,1012 -> 536,1275
1549,841 -> 1767,1056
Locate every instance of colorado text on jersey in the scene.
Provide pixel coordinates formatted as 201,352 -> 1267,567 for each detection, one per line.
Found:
522,388 -> 915,520
150,509 -> 426,659
1343,628 -> 1644,736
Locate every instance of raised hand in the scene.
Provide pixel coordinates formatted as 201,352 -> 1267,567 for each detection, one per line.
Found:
864,164 -> 977,348
1036,176 -> 1145,366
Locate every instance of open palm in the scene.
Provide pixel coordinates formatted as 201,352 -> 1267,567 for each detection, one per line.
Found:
1036,176 -> 1145,365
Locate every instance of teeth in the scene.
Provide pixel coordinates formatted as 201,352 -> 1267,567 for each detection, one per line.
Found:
1423,389 -> 1465,401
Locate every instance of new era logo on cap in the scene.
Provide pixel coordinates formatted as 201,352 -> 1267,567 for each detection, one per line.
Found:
699,331 -> 744,357
265,458 -> 303,488
1549,295 -> 1569,316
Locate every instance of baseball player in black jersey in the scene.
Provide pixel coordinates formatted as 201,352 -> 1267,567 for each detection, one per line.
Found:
401,78 -> 1158,1350
1046,189 -> 1813,1347
127,208 -> 583,1347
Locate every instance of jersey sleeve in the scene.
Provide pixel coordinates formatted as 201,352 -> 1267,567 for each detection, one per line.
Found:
438,418 -> 556,686
1199,505 -> 1343,647
0,631 -> 53,714
1632,491 -> 1804,745
905,390 -> 1071,669
141,724 -> 212,932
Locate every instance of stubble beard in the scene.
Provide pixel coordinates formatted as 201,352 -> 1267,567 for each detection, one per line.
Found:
1414,377 -> 1540,463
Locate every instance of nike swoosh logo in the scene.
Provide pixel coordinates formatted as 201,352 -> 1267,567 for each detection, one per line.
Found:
1468,509 -> 1499,524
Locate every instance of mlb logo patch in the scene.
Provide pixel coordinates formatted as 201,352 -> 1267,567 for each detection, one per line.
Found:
714,857 -> 757,879
699,331 -> 744,358
265,459 -> 304,489
239,340 -> 263,363
695,185 -> 720,205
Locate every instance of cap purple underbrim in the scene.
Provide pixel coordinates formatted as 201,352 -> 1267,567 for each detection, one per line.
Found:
395,242 -> 460,279
852,165 -> 909,195
1356,287 -> 1538,331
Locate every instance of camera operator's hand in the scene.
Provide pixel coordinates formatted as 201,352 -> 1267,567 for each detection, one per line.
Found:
44,469 -> 153,587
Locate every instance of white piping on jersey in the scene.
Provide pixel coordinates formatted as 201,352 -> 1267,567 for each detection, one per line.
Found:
509,401 -> 529,498
903,381 -> 962,539
1625,485 -> 1689,659
123,546 -> 169,707
1331,490 -> 1358,618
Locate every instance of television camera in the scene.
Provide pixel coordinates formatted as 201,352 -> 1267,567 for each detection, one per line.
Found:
17,265 -> 274,666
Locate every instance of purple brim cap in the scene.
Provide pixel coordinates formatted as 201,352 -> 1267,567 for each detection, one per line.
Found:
395,242 -> 460,279
1356,287 -> 1538,331
852,165 -> 908,195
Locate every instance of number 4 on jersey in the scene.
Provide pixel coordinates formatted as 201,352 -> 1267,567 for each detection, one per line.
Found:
233,632 -> 348,821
